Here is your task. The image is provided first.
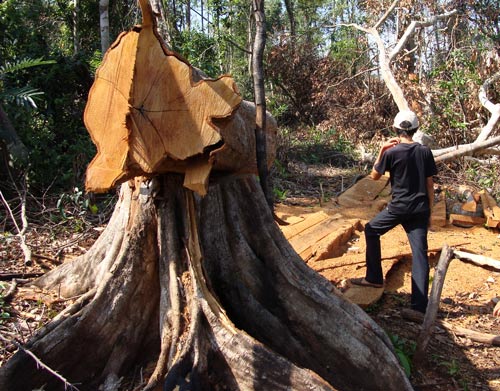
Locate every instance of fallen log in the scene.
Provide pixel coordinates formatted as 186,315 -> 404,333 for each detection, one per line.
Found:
454,249 -> 500,271
401,309 -> 500,346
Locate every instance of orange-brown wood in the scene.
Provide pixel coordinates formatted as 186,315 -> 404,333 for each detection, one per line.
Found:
84,0 -> 242,193
479,190 -> 500,228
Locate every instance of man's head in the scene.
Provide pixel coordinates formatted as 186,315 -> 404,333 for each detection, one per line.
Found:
393,110 -> 419,137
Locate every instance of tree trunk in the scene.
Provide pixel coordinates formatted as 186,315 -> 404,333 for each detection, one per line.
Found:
284,0 -> 296,44
0,103 -> 28,166
0,174 -> 413,391
73,0 -> 80,55
251,0 -> 272,209
99,0 -> 110,54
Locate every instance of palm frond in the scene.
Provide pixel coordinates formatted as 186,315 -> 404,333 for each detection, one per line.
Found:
0,86 -> 45,109
0,57 -> 56,77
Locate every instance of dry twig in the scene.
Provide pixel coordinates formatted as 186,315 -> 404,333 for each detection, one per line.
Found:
0,190 -> 32,266
12,341 -> 81,391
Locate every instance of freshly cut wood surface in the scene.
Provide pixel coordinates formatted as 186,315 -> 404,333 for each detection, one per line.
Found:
337,175 -> 390,208
430,198 -> 447,227
279,211 -> 330,239
449,213 -> 486,227
84,0 -> 255,194
479,190 -> 500,228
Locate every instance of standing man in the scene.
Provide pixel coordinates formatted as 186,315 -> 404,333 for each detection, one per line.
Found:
350,110 -> 437,314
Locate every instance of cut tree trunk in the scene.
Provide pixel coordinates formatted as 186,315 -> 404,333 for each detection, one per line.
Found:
0,2 -> 414,389
0,174 -> 413,391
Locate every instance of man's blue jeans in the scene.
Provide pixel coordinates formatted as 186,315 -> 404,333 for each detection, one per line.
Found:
364,208 -> 430,313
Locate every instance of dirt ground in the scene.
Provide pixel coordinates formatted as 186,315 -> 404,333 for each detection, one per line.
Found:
274,165 -> 500,391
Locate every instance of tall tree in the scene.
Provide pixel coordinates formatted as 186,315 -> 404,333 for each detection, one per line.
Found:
252,0 -> 272,208
73,0 -> 81,54
284,0 -> 296,41
99,0 -> 110,53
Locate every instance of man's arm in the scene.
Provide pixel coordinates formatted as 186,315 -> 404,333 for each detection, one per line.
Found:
370,137 -> 399,180
426,176 -> 434,211
494,301 -> 500,317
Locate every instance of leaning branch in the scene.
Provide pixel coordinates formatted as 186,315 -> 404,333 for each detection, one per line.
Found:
476,71 -> 500,143
434,134 -> 500,162
337,5 -> 499,159
413,244 -> 454,365
374,0 -> 398,30
338,6 -> 458,114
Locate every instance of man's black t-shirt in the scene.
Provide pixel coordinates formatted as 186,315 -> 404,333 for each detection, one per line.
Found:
374,142 -> 437,215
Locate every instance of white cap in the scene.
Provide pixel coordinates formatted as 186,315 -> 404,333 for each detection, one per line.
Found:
393,110 -> 419,130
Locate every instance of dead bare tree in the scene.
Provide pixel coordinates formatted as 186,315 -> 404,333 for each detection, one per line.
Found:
341,0 -> 500,162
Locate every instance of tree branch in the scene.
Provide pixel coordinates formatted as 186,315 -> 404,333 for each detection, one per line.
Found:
374,0 -> 399,30
0,190 -> 32,266
413,244 -> 454,365
476,71 -> 500,143
434,134 -> 500,162
13,341 -> 81,390
390,10 -> 458,62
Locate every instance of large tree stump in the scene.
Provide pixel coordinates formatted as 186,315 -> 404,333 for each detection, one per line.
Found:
0,174 -> 413,390
0,1 -> 414,390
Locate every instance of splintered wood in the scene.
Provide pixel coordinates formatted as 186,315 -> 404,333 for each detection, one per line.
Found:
480,189 -> 500,228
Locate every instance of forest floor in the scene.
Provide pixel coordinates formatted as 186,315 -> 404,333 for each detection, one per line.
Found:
0,159 -> 499,390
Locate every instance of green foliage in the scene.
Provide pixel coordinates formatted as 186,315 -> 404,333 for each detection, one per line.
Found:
173,30 -> 220,78
464,160 -> 500,197
267,96 -> 289,123
0,282 -> 11,324
4,53 -> 96,191
0,57 -> 56,109
426,49 -> 482,145
0,1 -> 98,193
272,187 -> 288,201
431,354 -> 470,390
290,127 -> 357,163
433,354 -> 463,377
388,333 -> 416,377
57,187 -> 98,221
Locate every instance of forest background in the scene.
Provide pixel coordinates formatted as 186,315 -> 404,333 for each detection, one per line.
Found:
0,0 -> 499,225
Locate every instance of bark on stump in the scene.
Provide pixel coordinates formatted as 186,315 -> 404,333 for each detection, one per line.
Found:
0,174 -> 413,390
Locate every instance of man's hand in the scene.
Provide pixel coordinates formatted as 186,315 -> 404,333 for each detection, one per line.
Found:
380,137 -> 400,152
370,137 -> 400,180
